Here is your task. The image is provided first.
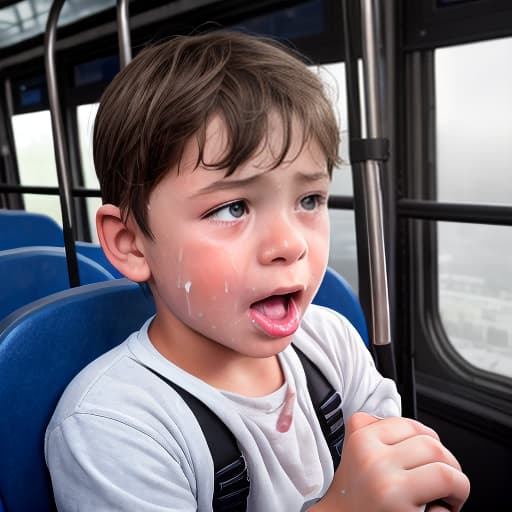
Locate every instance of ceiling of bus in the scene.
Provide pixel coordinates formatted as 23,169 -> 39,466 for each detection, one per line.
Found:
0,0 -> 116,48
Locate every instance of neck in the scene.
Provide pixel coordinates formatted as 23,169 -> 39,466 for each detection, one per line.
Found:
148,315 -> 285,397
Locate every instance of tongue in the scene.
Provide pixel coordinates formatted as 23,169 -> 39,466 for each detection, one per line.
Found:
251,295 -> 288,320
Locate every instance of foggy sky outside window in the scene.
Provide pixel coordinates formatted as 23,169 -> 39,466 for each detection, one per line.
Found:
435,37 -> 512,379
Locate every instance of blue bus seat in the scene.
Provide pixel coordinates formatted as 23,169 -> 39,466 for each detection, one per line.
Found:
75,241 -> 124,278
0,209 -> 123,278
0,209 -> 64,249
0,246 -> 115,322
0,279 -> 156,512
312,266 -> 369,345
0,267 -> 366,511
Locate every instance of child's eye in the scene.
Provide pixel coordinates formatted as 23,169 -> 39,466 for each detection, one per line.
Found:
206,200 -> 248,221
300,194 -> 326,211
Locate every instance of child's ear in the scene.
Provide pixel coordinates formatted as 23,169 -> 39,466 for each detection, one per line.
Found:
96,204 -> 151,282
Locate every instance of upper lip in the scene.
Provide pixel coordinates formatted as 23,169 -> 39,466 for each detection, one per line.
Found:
250,285 -> 305,306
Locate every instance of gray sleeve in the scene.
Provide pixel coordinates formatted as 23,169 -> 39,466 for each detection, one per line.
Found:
335,315 -> 401,419
46,413 -> 201,512
299,306 -> 401,420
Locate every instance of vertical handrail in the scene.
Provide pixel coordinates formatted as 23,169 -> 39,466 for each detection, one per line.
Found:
44,0 -> 80,287
117,0 -> 132,68
341,0 -> 369,322
359,0 -> 395,379
342,0 -> 396,380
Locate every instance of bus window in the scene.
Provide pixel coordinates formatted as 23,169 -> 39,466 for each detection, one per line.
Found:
316,61 -> 358,293
77,103 -> 101,243
435,38 -> 512,379
11,110 -> 62,226
438,222 -> 512,379
0,0 -> 117,49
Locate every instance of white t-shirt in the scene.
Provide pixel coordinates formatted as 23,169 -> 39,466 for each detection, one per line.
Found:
45,304 -> 400,511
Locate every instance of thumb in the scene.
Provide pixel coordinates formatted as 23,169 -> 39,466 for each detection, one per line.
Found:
346,411 -> 382,435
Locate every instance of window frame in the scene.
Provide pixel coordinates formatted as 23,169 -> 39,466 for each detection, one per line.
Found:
398,43 -> 512,424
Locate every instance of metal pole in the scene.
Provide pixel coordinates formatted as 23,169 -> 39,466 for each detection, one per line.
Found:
360,0 -> 391,342
44,0 -> 80,287
117,0 -> 132,68
341,0 -> 372,323
359,0 -> 395,378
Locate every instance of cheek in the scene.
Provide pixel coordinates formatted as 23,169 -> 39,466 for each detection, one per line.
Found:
309,212 -> 330,258
167,240 -> 248,318
308,214 -> 331,289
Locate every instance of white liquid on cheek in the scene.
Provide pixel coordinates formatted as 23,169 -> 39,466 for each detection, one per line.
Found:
184,280 -> 192,316
224,280 -> 229,293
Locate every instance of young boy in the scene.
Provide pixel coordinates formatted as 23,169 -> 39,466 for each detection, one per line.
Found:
45,31 -> 469,511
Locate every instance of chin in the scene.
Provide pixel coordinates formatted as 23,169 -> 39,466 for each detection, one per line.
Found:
242,333 -> 295,359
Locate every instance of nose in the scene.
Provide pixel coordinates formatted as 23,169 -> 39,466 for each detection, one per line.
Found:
257,216 -> 308,265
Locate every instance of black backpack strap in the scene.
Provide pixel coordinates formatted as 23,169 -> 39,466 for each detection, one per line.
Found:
292,344 -> 345,470
142,366 -> 250,511
140,345 -> 343,511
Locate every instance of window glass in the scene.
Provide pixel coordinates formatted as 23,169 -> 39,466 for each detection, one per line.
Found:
77,103 -> 101,243
230,0 -> 324,41
13,74 -> 48,111
316,62 -> 357,292
0,0 -> 116,48
435,39 -> 512,380
316,62 -> 353,195
438,222 -> 512,378
436,37 -> 512,204
329,209 -> 358,292
11,110 -> 62,225
74,55 -> 119,88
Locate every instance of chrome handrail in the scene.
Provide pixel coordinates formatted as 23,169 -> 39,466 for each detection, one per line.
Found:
44,0 -> 80,287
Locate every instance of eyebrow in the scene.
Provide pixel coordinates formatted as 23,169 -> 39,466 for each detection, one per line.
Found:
193,169 -> 330,197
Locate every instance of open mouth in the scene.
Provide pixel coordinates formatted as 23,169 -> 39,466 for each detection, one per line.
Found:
249,292 -> 301,338
251,293 -> 292,320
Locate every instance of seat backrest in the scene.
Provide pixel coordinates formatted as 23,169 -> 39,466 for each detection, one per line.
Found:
312,266 -> 369,345
0,209 -> 122,278
0,246 -> 115,322
0,267 -> 366,511
75,241 -> 124,278
0,209 -> 64,249
0,279 -> 156,512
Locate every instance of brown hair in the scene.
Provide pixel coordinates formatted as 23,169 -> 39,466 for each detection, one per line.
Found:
93,30 -> 340,237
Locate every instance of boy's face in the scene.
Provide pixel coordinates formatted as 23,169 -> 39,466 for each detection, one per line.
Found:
141,116 -> 331,360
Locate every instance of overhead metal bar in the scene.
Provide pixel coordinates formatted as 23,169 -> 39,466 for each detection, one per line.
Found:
398,199 -> 512,226
117,0 -> 132,68
328,195 -> 355,210
0,184 -> 102,197
44,0 -> 80,287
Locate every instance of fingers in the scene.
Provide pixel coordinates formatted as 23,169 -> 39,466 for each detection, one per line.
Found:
410,463 -> 471,512
345,411 -> 382,432
346,413 -> 440,447
393,435 -> 461,472
338,413 -> 470,512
